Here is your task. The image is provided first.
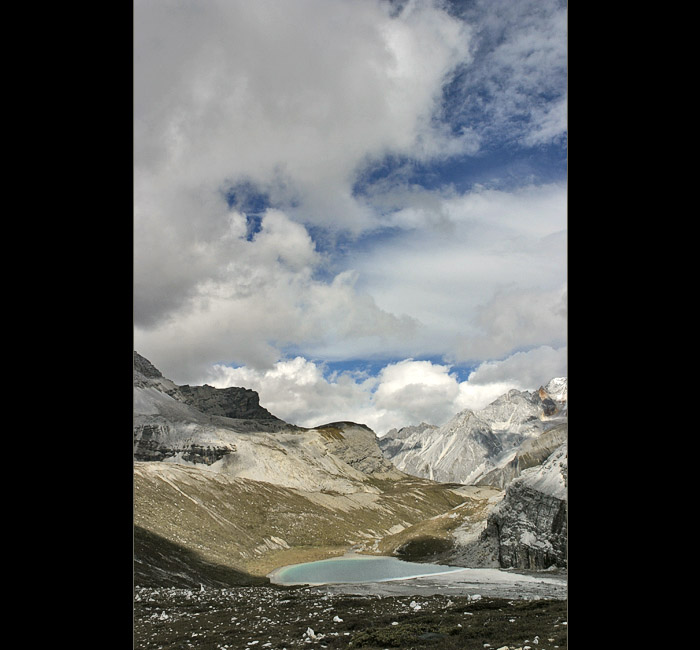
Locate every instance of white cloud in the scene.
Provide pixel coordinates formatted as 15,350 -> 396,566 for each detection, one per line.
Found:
466,345 -> 567,388
206,356 -> 380,430
455,283 -> 567,362
206,356 -> 468,434
134,0 -> 473,226
373,359 -> 461,428
248,209 -> 319,272
134,0 -> 476,333
203,351 -> 566,436
135,180 -> 567,386
133,0 -> 567,430
348,183 -> 567,360
454,0 -> 568,146
134,208 -> 419,380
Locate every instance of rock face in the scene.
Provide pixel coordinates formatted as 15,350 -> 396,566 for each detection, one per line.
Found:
378,423 -> 438,459
133,421 -> 236,464
133,352 -> 164,379
133,351 -> 281,422
480,444 -> 568,569
474,422 -> 568,490
316,422 -> 405,480
133,351 -> 288,466
176,383 -> 281,421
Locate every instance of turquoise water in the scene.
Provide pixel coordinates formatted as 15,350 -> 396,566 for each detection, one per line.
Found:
271,555 -> 465,585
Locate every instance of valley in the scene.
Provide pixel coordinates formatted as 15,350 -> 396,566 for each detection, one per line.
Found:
134,460 -> 486,581
133,352 -> 568,648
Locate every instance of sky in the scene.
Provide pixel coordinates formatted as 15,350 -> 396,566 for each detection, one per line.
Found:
133,0 -> 567,435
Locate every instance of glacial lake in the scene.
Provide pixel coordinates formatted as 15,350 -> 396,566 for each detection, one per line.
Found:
269,555 -> 467,585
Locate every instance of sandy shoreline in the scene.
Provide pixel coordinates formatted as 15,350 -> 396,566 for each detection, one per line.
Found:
317,567 -> 567,599
267,553 -> 567,600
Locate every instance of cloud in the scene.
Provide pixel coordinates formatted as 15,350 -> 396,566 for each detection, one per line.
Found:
466,345 -> 567,388
134,0 -> 476,332
450,0 -> 568,147
346,182 -> 567,359
134,179 -> 566,385
134,208 -> 419,380
134,0 -> 567,428
203,349 -> 565,436
455,283 -> 567,362
206,356 -> 470,434
373,359 -> 461,427
134,0 -> 473,222
206,356 -> 379,430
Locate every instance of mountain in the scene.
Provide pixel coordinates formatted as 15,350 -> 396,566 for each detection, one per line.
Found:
377,379 -> 568,569
134,351 -> 405,494
133,352 -> 567,584
379,379 -> 567,488
132,352 -> 500,586
481,440 -> 568,569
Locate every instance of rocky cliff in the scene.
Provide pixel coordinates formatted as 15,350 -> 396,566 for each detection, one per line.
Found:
393,439 -> 568,571
134,351 -> 282,422
479,443 -> 567,569
176,383 -> 281,421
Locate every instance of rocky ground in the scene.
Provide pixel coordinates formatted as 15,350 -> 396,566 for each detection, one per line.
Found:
133,584 -> 567,650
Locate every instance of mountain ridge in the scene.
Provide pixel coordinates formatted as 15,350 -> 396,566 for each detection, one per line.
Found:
379,378 -> 567,487
377,378 -> 568,569
133,352 -> 567,586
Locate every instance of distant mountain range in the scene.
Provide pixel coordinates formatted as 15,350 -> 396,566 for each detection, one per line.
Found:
379,378 -> 567,489
378,378 -> 567,569
133,352 -> 567,587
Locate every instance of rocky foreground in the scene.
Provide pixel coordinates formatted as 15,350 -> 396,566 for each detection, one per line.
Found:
134,584 -> 567,650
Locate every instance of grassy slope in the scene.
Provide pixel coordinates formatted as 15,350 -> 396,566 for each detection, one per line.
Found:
133,461 -> 482,585
374,487 -> 501,562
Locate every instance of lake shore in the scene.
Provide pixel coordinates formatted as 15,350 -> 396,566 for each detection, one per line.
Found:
267,552 -> 567,600
318,566 -> 567,600
268,552 -> 468,587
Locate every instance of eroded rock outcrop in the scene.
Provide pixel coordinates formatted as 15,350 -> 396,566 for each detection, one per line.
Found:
480,444 -> 567,569
176,383 -> 282,422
